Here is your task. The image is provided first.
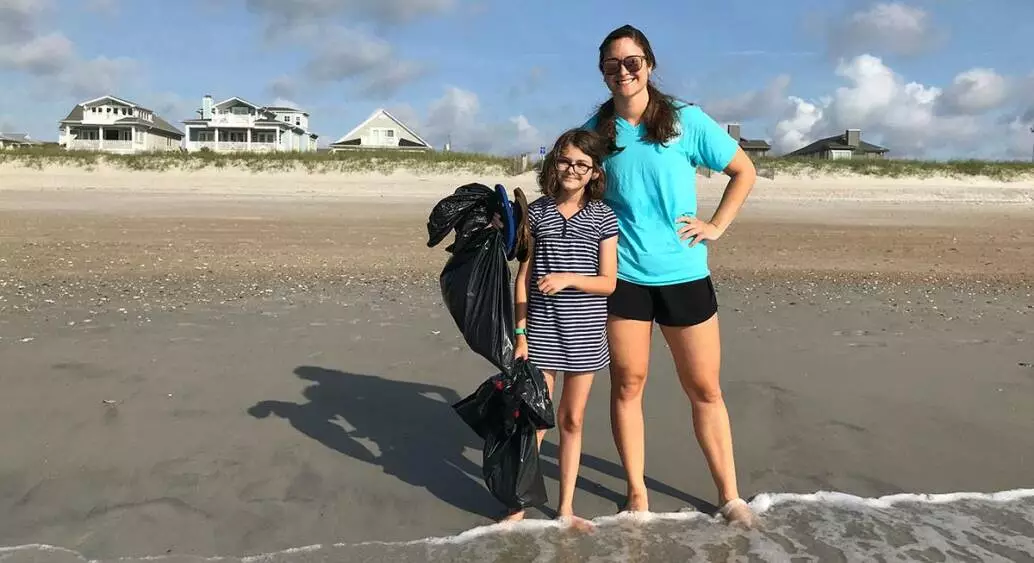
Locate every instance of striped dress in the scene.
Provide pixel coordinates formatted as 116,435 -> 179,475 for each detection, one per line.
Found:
525,196 -> 619,373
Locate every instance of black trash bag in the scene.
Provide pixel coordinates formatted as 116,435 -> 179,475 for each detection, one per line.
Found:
426,183 -> 497,253
427,184 -> 514,375
452,359 -> 555,510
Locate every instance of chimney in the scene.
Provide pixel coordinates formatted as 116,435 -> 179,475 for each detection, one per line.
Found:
727,123 -> 741,142
202,94 -> 213,120
846,128 -> 860,148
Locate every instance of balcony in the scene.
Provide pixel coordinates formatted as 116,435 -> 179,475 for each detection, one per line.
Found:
210,114 -> 256,127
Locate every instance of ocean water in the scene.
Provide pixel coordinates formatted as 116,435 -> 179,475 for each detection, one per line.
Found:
3,489 -> 1033,563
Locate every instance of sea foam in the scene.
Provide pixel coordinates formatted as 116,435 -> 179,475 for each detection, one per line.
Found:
3,488 -> 1033,562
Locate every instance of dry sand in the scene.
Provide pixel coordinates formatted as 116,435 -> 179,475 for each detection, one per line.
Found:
1,164 -> 1033,561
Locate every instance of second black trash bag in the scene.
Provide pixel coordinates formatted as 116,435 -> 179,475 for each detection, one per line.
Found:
427,184 -> 515,375
453,359 -> 555,510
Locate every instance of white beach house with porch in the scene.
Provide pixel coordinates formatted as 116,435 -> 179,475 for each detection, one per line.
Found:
59,95 -> 184,153
182,95 -> 318,153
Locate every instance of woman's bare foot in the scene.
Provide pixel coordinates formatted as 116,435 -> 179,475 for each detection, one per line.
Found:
620,489 -> 649,513
557,508 -> 595,532
500,509 -> 525,523
718,498 -> 757,528
556,514 -> 595,532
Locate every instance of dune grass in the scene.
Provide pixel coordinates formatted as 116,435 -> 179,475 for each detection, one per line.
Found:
2,146 -> 1032,180
754,156 -> 1034,181
0,146 -> 524,175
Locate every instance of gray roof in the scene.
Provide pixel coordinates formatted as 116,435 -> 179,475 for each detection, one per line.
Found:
264,106 -> 309,115
737,138 -> 771,151
114,116 -> 183,137
786,132 -> 888,156
60,106 -> 85,122
58,102 -> 182,137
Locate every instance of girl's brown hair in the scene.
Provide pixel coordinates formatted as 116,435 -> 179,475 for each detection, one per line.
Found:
537,128 -> 609,201
594,24 -> 683,154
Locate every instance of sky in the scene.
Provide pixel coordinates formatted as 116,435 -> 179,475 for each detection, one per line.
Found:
1,0 -> 1032,160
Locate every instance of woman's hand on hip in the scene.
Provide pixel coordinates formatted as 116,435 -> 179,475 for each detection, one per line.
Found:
677,216 -> 723,247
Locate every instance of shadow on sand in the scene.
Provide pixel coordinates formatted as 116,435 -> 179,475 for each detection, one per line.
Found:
248,365 -> 716,520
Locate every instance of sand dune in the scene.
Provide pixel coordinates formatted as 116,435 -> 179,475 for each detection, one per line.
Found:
2,162 -> 1032,205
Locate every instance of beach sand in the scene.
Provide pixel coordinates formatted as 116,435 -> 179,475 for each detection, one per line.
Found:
1,164 -> 1032,561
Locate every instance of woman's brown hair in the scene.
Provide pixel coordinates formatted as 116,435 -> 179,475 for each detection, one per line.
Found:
594,24 -> 683,153
537,128 -> 608,201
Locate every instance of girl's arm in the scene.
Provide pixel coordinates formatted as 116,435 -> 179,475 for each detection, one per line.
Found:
514,239 -> 534,347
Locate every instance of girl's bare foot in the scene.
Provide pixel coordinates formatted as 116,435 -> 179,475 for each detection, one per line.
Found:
500,509 -> 525,523
718,498 -> 757,528
557,513 -> 596,532
620,489 -> 649,513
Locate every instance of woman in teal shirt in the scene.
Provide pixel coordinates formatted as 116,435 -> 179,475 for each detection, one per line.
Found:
584,24 -> 758,527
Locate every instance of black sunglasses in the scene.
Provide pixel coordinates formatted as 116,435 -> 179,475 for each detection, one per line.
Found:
600,55 -> 647,75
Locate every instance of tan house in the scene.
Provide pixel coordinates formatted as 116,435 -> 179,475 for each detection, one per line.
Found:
785,128 -> 889,159
58,95 -> 184,153
329,108 -> 432,152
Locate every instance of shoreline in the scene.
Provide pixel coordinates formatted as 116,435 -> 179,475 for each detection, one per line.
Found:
1,180 -> 1032,561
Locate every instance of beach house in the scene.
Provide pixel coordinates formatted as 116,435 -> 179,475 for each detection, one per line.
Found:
58,95 -> 184,153
328,109 -> 432,152
182,95 -> 319,153
0,132 -> 42,149
785,129 -> 889,159
726,124 -> 772,158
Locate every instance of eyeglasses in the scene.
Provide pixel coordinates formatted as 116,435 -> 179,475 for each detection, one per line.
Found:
555,158 -> 593,175
600,55 -> 647,76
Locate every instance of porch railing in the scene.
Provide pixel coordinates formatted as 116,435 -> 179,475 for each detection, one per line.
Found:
68,140 -> 134,151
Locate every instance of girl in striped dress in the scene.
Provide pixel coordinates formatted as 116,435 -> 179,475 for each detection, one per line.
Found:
505,128 -> 619,527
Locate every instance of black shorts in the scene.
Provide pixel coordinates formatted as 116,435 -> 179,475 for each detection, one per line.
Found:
608,276 -> 718,327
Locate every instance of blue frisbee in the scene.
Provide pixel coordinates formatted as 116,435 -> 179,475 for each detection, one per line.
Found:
495,184 -> 517,258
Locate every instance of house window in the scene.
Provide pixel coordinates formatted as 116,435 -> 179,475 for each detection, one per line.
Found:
197,131 -> 214,142
283,115 -> 290,122
255,132 -> 275,143
369,128 -> 396,145
232,106 -> 249,115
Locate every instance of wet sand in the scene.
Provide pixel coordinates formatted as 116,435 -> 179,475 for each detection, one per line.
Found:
1,188 -> 1033,561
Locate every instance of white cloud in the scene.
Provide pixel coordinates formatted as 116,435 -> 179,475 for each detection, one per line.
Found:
0,0 -> 49,43
0,32 -> 74,74
257,19 -> 428,99
1002,117 -> 1034,160
271,97 -> 299,109
268,76 -> 296,100
704,74 -> 792,123
245,0 -> 455,32
938,68 -> 1011,115
0,0 -> 136,99
403,86 -> 546,155
772,96 -> 824,154
828,3 -> 941,58
719,54 -> 1021,158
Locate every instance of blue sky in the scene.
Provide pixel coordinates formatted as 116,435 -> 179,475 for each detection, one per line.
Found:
1,0 -> 1032,159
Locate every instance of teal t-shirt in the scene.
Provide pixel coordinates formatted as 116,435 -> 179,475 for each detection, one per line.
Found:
582,103 -> 738,286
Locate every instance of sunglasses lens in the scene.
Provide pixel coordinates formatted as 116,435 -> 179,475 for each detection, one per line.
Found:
602,60 -> 621,74
624,57 -> 643,72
